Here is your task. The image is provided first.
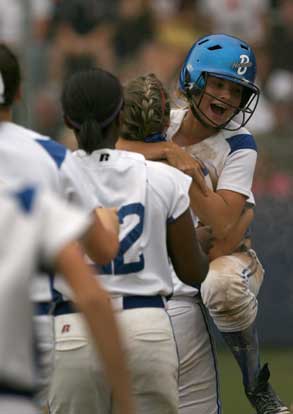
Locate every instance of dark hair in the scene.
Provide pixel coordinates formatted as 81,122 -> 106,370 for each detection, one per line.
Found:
62,68 -> 123,153
0,44 -> 21,107
121,73 -> 170,140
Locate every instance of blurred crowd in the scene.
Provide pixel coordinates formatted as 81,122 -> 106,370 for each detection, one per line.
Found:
0,0 -> 293,197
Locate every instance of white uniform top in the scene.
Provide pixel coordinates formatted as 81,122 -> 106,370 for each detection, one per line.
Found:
0,186 -> 90,392
55,149 -> 191,299
0,121 -> 97,302
167,108 -> 258,297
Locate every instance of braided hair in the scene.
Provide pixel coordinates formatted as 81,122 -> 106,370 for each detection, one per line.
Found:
121,73 -> 170,141
62,68 -> 123,153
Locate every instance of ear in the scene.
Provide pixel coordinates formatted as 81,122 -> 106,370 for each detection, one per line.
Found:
117,110 -> 123,128
14,85 -> 22,102
63,115 -> 71,129
63,115 -> 78,132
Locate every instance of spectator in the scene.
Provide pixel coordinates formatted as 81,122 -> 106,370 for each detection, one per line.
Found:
197,0 -> 270,47
112,0 -> 155,65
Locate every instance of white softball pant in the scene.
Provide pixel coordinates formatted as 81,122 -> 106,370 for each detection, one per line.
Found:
0,397 -> 39,414
33,313 -> 55,409
167,295 -> 221,414
201,249 -> 264,333
48,303 -> 179,414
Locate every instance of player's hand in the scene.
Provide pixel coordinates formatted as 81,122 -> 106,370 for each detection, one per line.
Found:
196,224 -> 214,255
164,142 -> 208,195
96,207 -> 120,235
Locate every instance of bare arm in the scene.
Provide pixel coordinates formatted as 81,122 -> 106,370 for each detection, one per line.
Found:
116,137 -> 170,160
167,209 -> 209,286
55,241 -> 134,414
162,144 -> 248,237
188,182 -> 247,239
117,138 -> 208,194
118,137 -> 246,238
208,207 -> 254,261
81,208 -> 120,264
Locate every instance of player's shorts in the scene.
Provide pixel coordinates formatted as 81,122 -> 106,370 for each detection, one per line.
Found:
168,295 -> 222,414
48,295 -> 179,414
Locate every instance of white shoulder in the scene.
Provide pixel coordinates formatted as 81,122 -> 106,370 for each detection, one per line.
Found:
146,160 -> 191,218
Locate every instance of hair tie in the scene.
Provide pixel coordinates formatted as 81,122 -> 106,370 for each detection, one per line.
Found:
144,132 -> 167,143
65,96 -> 123,131
100,97 -> 124,128
64,114 -> 81,130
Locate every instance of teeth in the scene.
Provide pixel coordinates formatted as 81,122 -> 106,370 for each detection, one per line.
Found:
213,103 -> 226,109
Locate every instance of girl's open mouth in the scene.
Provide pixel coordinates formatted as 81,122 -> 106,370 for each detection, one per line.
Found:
210,103 -> 226,115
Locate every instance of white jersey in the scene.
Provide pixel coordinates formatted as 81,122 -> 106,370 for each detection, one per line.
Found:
0,186 -> 90,393
167,108 -> 258,297
55,149 -> 191,299
0,121 -> 97,302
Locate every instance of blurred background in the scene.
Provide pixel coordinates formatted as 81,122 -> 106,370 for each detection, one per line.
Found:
1,0 -> 292,412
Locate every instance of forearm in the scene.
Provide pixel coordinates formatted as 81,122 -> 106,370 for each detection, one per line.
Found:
167,209 -> 209,285
189,183 -> 245,239
116,137 -> 170,160
208,207 -> 254,260
82,214 -> 119,264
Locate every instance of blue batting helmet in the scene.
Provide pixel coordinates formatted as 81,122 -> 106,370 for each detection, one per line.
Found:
179,34 -> 260,129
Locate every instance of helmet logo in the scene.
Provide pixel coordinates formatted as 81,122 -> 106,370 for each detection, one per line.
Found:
232,54 -> 252,76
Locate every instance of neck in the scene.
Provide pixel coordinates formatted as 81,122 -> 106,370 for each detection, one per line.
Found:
174,109 -> 217,147
0,108 -> 12,122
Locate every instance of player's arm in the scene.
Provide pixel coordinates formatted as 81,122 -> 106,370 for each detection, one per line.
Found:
81,207 -> 120,264
117,137 -> 209,195
189,183 -> 247,239
116,137 -> 171,160
163,144 -> 249,237
167,208 -> 209,286
55,241 -> 134,414
118,137 -> 247,238
208,206 -> 254,261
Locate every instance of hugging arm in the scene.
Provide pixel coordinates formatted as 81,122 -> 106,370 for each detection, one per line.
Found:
81,208 -> 120,264
167,208 -> 209,286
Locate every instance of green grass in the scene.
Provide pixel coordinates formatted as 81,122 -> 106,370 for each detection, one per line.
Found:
217,347 -> 293,414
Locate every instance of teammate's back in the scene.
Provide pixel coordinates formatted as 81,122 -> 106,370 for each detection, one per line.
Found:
48,68 -> 208,414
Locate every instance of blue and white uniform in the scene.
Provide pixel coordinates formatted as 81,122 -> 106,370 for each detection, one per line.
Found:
0,186 -> 90,414
0,122 -> 97,300
48,149 -> 191,414
166,108 -> 264,414
0,121 -> 98,405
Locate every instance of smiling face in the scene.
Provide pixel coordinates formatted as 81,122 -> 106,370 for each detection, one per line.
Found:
193,75 -> 243,128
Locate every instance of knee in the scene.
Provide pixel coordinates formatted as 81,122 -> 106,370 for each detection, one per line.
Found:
201,256 -> 259,331
201,256 -> 238,311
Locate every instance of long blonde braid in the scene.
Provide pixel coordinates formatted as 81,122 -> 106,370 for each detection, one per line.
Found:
121,73 -> 170,140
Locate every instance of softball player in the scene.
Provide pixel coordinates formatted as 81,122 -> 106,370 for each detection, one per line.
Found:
0,43 -> 120,408
0,184 -> 133,414
48,68 -> 208,414
118,34 -> 290,414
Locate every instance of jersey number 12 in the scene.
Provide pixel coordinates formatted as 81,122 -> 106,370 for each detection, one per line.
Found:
101,202 -> 145,275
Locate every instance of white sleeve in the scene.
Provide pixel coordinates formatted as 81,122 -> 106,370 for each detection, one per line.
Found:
147,162 -> 192,221
60,151 -> 98,212
217,149 -> 257,199
37,190 -> 92,266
